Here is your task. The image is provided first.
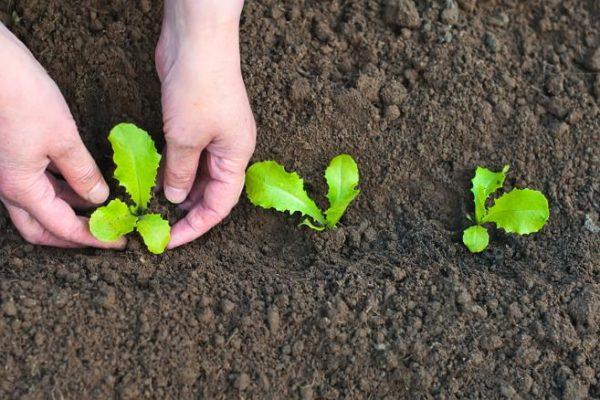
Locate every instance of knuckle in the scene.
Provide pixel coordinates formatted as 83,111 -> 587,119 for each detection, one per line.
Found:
59,222 -> 85,243
163,121 -> 203,152
167,135 -> 202,152
166,168 -> 195,185
196,206 -> 227,227
53,137 -> 81,160
0,177 -> 50,204
21,226 -> 44,245
73,164 -> 100,187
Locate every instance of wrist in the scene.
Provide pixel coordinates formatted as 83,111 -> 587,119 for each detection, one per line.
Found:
161,0 -> 243,74
164,0 -> 244,31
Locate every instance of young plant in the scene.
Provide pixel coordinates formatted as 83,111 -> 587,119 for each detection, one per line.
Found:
463,165 -> 549,253
245,154 -> 360,230
89,123 -> 170,254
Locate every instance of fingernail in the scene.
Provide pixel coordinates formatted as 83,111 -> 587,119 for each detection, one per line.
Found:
89,181 -> 109,204
165,186 -> 188,204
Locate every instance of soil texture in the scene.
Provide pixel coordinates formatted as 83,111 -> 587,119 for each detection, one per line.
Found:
1,0 -> 599,398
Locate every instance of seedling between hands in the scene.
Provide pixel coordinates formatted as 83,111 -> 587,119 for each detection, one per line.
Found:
462,165 -> 549,253
90,123 -> 170,254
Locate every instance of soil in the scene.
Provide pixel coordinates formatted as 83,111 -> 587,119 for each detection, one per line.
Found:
1,0 -> 599,398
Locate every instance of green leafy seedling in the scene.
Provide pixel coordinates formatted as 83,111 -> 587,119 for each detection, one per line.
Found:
463,165 -> 549,253
89,123 -> 170,254
245,154 -> 360,230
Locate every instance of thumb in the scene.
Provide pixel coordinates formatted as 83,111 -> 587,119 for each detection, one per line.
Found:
49,130 -> 109,205
163,137 -> 203,204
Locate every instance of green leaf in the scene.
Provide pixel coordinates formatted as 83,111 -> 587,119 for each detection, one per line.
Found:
482,188 -> 549,234
89,199 -> 137,242
462,225 -> 489,253
109,123 -> 161,211
136,214 -> 170,254
324,154 -> 360,228
245,161 -> 325,227
471,165 -> 509,223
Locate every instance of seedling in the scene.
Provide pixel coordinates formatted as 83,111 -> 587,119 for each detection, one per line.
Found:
245,154 -> 360,230
463,165 -> 549,253
89,123 -> 170,254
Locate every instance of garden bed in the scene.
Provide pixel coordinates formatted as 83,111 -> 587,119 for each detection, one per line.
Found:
0,0 -> 599,398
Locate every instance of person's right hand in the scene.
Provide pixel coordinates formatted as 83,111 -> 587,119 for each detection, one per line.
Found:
0,24 -> 124,249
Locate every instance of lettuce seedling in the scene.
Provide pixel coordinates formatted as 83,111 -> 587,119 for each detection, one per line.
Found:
89,123 -> 170,254
463,165 -> 549,253
245,154 -> 360,230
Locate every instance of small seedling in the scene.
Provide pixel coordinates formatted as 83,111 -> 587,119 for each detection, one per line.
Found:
463,165 -> 549,253
245,154 -> 360,230
89,123 -> 170,254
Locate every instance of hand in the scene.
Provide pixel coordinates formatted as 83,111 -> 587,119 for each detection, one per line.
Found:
156,0 -> 256,249
0,24 -> 125,249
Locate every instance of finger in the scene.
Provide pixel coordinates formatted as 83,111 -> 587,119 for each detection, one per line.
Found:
20,174 -> 126,249
163,140 -> 203,204
49,133 -> 109,205
4,202 -> 81,248
46,172 -> 95,209
168,163 -> 245,249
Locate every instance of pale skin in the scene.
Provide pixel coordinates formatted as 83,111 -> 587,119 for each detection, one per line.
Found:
0,0 -> 255,249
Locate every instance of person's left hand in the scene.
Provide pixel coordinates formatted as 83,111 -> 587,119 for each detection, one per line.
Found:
156,0 -> 256,249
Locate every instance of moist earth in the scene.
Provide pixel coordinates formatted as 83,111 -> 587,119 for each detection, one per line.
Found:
0,0 -> 599,399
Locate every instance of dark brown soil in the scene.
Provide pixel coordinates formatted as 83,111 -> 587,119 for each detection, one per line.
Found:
1,0 -> 599,398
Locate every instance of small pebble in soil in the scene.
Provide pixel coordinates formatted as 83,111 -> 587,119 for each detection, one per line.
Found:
545,74 -> 564,96
139,0 -> 151,13
383,0 -> 421,29
480,335 -> 503,351
499,383 -> 517,398
356,74 -> 382,102
267,306 -> 280,333
550,121 -> 569,136
488,12 -> 509,27
214,334 -> 225,347
583,214 -> 600,233
584,47 -> 600,71
102,269 -> 118,284
301,386 -> 314,400
385,104 -> 401,121
9,257 -> 23,269
34,331 -> 45,346
198,307 -> 214,323
313,20 -> 334,43
234,373 -> 251,391
1,300 -> 17,317
440,0 -> 459,25
484,32 -> 499,53
380,80 -> 407,106
95,288 -> 116,310
221,299 -> 235,314
290,77 -> 311,102
546,99 -> 569,119
456,0 -> 476,12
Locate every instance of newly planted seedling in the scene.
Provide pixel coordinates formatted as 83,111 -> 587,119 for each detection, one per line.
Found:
245,154 -> 360,230
463,165 -> 549,253
89,123 -> 170,254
